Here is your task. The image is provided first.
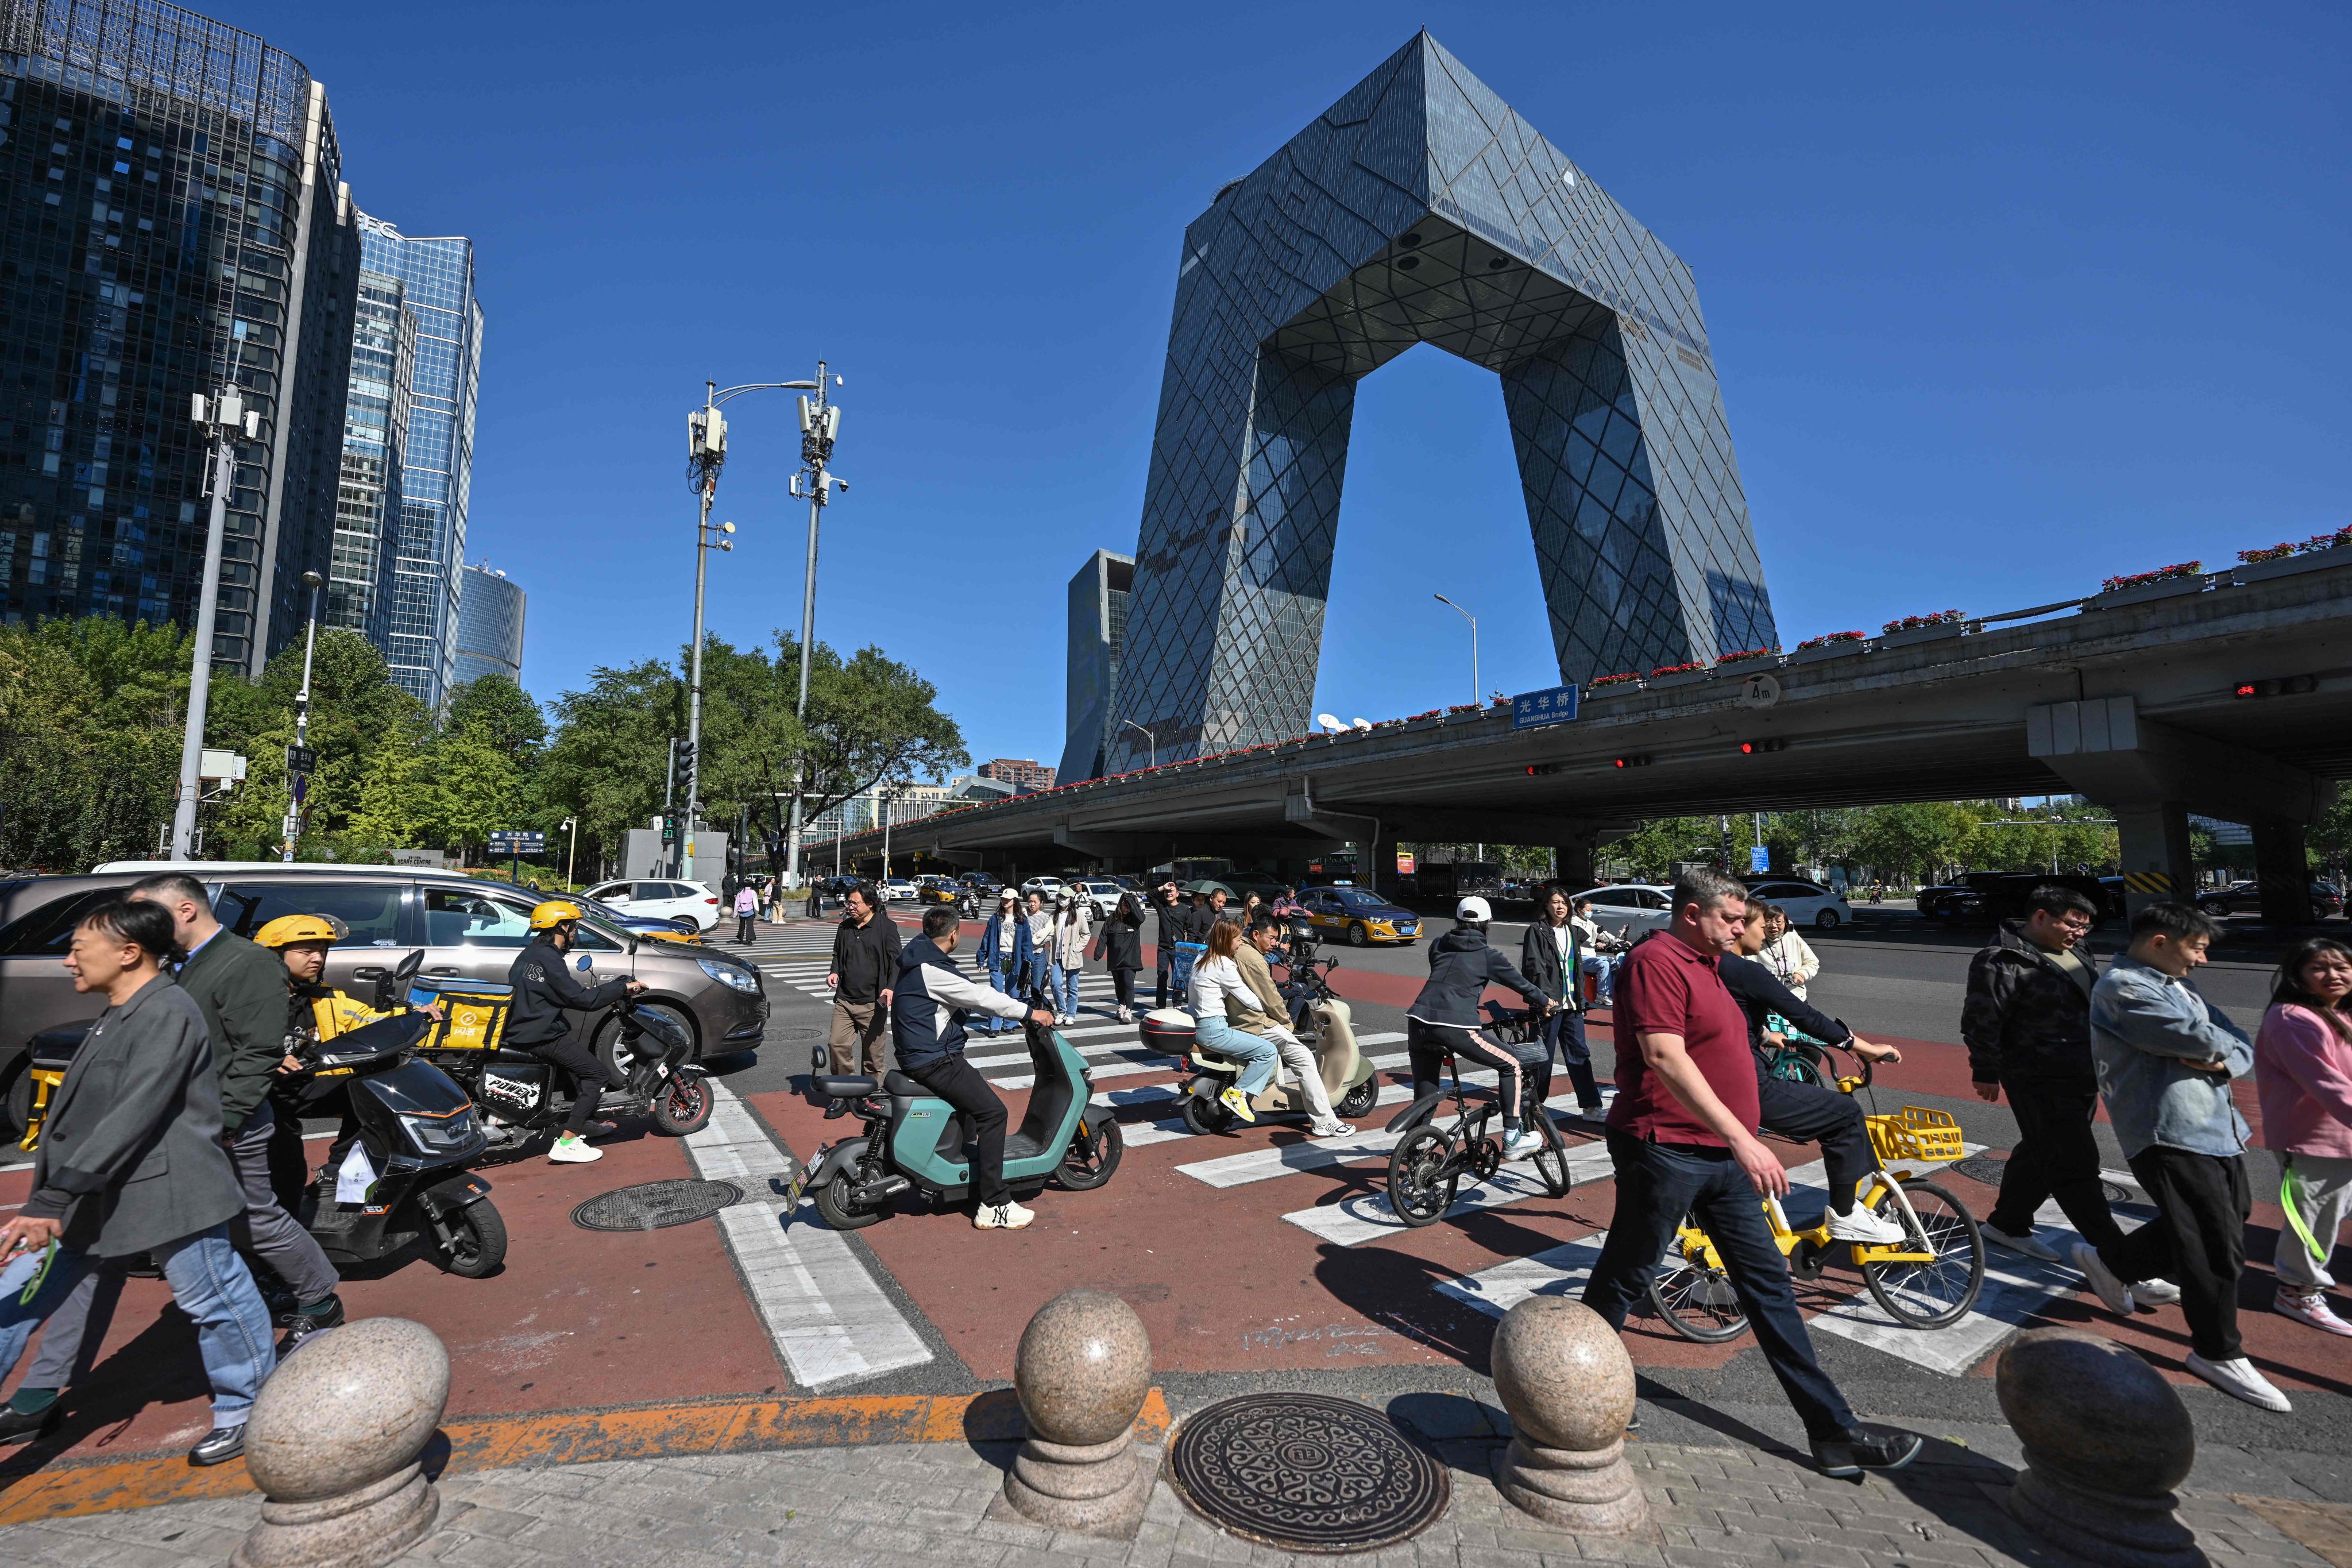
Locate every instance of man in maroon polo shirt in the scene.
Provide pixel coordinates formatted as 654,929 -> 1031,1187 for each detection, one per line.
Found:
1581,867 -> 1924,1478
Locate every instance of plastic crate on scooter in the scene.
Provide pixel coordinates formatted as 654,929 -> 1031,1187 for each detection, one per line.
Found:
406,978 -> 515,1058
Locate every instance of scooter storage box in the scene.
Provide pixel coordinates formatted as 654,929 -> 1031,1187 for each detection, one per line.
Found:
1138,1008 -> 1195,1057
407,978 -> 514,1053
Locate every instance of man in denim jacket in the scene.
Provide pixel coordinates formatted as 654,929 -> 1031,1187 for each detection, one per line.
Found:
2079,902 -> 2288,1412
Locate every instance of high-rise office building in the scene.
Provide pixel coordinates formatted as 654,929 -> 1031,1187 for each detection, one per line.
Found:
357,212 -> 480,710
1057,549 -> 1132,781
452,558 -> 522,688
323,268 -> 413,646
0,0 -> 363,673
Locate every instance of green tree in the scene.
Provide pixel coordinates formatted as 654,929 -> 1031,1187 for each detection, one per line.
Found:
0,617 -> 192,868
1852,802 -> 1978,885
1607,816 -> 1726,880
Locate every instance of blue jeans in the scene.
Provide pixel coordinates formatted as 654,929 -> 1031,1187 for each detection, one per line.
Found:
1541,1010 -> 1603,1110
1194,1014 -> 1277,1096
0,1223 -> 276,1426
1047,961 -> 1081,1017
1582,1132 -> 1855,1440
982,959 -> 1019,1031
1584,953 -> 1622,1005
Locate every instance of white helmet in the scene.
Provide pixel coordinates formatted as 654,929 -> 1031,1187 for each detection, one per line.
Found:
1455,896 -> 1493,924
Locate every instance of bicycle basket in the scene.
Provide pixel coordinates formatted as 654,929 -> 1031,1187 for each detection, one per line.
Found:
1866,1106 -> 1964,1165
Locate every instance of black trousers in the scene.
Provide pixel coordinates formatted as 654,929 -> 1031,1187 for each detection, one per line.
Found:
1154,956 -> 1173,1011
907,1053 -> 1010,1207
1584,1131 -> 1856,1440
2100,1146 -> 2250,1361
1753,1062 -> 1878,1216
530,1034 -> 620,1133
1407,1019 -> 1542,1125
736,914 -> 756,943
1111,967 -> 1137,1009
1988,1076 -> 2125,1252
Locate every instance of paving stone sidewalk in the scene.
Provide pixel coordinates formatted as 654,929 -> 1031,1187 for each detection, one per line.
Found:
0,1432 -> 2334,1568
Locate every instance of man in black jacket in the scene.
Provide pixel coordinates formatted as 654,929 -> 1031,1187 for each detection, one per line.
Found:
1963,885 -> 2134,1266
1150,880 -> 1184,1009
508,900 -> 644,1164
825,884 -> 901,1077
1406,898 -> 1554,1160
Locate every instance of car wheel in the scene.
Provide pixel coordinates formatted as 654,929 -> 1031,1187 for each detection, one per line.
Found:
1348,922 -> 1370,947
2197,899 -> 2229,916
1814,910 -> 1841,932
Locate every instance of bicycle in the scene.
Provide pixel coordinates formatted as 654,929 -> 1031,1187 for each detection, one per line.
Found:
1759,1015 -> 1831,1087
1647,1052 -> 1985,1341
1385,1006 -> 1575,1226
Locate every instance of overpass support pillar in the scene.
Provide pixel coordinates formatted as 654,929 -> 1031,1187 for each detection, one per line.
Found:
1552,823 -> 1608,891
2253,821 -> 2311,925
2112,804 -> 2196,918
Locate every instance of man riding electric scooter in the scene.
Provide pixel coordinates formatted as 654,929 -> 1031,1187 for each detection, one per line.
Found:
892,905 -> 1056,1231
508,901 -> 644,1165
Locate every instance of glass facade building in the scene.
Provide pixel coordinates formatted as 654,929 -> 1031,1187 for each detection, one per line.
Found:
0,0 -> 362,673
1057,548 -> 1133,782
451,558 -> 521,688
323,267 -> 412,646
357,211 -> 480,711
1101,33 -> 1778,774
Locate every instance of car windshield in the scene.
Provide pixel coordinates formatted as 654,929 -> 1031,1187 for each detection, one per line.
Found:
1337,890 -> 1388,909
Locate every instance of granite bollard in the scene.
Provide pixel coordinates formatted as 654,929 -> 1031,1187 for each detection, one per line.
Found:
233,1318 -> 450,1568
1996,1327 -> 2204,1568
1489,1296 -> 1650,1534
1001,1288 -> 1155,1538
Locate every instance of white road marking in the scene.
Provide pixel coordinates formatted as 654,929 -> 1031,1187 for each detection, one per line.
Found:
681,1083 -> 931,1391
1283,1121 -> 1611,1245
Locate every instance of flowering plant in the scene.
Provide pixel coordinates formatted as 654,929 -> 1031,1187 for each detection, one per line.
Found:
1880,610 -> 1964,635
2237,543 -> 2294,564
1586,671 -> 1642,689
1648,661 -> 1706,678
1406,709 -> 1443,723
1796,631 -> 1864,650
1715,646 -> 1776,665
1447,702 -> 1484,715
2100,562 -> 2200,593
2297,526 -> 2352,554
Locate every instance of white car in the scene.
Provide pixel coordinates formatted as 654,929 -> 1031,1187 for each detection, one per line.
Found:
1574,884 -> 1675,938
1747,878 -> 1856,932
1020,875 -> 1068,901
876,878 -> 920,903
582,878 -> 723,932
1071,879 -> 1126,919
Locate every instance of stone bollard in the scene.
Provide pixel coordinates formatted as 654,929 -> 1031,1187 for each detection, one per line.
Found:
1996,1327 -> 2203,1568
1001,1288 -> 1156,1539
1489,1296 -> 1650,1534
234,1318 -> 451,1568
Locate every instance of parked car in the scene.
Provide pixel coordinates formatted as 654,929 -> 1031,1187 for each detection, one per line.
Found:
1573,885 -> 1676,936
573,894 -> 701,943
1741,878 -> 1856,932
1295,885 -> 1420,947
582,878 -> 723,932
0,863 -> 770,1144
2197,878 -> 2343,920
875,877 -> 920,903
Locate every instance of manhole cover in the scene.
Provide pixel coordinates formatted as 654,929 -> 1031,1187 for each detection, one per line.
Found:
1165,1393 -> 1449,1553
773,1024 -> 823,1044
1953,1154 -> 2130,1206
570,1179 -> 741,1231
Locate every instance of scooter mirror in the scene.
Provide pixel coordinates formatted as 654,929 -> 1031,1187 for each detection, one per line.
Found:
576,954 -> 593,972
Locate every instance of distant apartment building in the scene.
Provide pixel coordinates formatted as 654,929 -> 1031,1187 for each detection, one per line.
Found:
978,758 -> 1055,791
453,559 -> 523,687
325,269 -> 415,647
802,781 -> 953,845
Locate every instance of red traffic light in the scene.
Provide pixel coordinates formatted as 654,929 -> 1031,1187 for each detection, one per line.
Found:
1612,754 -> 1652,768
1739,737 -> 1786,755
2235,676 -> 2317,699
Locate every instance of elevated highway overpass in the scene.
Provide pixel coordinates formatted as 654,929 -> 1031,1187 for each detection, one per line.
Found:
830,554 -> 2352,920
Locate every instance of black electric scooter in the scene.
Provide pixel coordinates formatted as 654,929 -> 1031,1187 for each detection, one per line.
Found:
456,953 -> 715,1149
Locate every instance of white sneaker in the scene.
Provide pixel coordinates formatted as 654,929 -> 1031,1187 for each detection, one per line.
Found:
2070,1241 -> 2135,1317
973,1199 -> 1034,1231
1826,1207 -> 1910,1246
1501,1129 -> 1544,1161
1117,1007 -> 1133,1024
2275,1290 -> 2352,1338
548,1134 -> 603,1164
2184,1352 -> 2292,1412
2133,1276 -> 2183,1306
1309,1121 -> 1356,1140
1982,1223 -> 2059,1262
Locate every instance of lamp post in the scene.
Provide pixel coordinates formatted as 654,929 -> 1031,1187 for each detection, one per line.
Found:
562,815 -> 579,886
170,387 -> 260,860
682,374 -> 822,882
280,568 -> 325,862
782,362 -> 845,893
1121,719 -> 1156,769
879,785 -> 895,880
1434,593 -> 1478,704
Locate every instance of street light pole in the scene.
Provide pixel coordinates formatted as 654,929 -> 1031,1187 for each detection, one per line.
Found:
1434,593 -> 1478,704
879,786 -> 894,880
280,568 -> 325,862
783,362 -> 844,892
170,388 -> 257,860
562,815 -> 579,886
1120,719 -> 1156,769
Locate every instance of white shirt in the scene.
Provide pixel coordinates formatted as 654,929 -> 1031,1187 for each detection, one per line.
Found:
1188,953 -> 1256,1018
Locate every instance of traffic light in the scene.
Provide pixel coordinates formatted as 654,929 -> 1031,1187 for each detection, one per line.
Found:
1739,737 -> 1786,755
2233,675 -> 2317,699
1612,754 -> 1652,769
673,741 -> 697,790
1524,763 -> 1563,776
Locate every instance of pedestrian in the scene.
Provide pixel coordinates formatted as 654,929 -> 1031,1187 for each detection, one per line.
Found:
1571,897 -> 1627,1006
732,882 -> 759,945
0,898 -> 276,1463
1580,867 -> 1925,1477
1757,905 -> 1821,1001
1094,893 -> 1146,1023
2077,902 -> 2288,1411
1521,885 -> 1604,1117
1150,879 -> 1185,1009
2253,937 -> 2352,1337
1022,889 -> 1056,998
976,889 -> 1033,1032
116,875 -> 344,1338
1961,885 -> 2144,1276
824,883 -> 900,1077
1048,890 -> 1094,1026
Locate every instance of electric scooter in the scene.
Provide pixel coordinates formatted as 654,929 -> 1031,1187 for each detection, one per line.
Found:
1140,922 -> 1380,1135
790,990 -> 1122,1228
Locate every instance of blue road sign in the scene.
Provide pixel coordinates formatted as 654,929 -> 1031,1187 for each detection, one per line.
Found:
1749,844 -> 1770,874
1511,684 -> 1580,729
489,830 -> 546,854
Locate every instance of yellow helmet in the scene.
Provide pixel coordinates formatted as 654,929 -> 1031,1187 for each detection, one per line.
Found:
529,899 -> 584,931
255,913 -> 344,948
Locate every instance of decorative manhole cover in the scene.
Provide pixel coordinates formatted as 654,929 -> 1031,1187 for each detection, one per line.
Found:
570,1179 -> 741,1231
1953,1154 -> 2130,1205
773,1024 -> 823,1043
1165,1393 -> 1449,1553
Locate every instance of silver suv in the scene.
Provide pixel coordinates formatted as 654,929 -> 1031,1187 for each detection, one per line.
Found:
0,863 -> 769,1140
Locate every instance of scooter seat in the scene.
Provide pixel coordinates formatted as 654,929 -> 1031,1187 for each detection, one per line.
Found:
883,1070 -> 930,1098
813,1075 -> 877,1099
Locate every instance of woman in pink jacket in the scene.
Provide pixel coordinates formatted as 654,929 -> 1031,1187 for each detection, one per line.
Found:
2254,937 -> 2352,1337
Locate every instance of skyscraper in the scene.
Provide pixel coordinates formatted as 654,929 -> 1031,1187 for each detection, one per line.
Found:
1058,549 -> 1133,781
323,268 -> 414,647
452,558 -> 522,688
0,0 -> 362,673
357,213 -> 481,711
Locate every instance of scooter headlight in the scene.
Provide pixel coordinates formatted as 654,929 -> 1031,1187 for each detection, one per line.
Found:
698,957 -> 762,994
400,1107 -> 480,1156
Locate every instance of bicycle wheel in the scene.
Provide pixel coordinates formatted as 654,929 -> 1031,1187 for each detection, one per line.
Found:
1530,1115 -> 1574,1199
1387,1124 -> 1459,1227
1766,1047 -> 1827,1088
1861,1179 -> 1986,1328
1647,1223 -> 1750,1343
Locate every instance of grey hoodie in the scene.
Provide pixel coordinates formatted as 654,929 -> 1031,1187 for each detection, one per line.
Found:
2089,953 -> 2252,1159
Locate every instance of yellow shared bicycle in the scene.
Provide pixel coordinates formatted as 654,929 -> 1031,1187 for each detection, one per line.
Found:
1648,1054 -> 1985,1342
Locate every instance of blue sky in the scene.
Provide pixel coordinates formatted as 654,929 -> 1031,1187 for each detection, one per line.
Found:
247,0 -> 2349,771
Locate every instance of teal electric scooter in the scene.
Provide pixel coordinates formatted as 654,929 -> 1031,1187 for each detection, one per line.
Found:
791,990 -> 1125,1229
